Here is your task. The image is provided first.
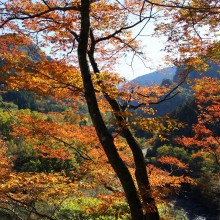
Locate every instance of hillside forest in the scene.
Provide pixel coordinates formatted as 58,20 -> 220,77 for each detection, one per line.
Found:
0,0 -> 220,220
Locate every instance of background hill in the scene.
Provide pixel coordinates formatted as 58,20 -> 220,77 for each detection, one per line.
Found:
132,66 -> 177,86
173,61 -> 220,84
132,63 -> 220,116
0,35 -> 66,113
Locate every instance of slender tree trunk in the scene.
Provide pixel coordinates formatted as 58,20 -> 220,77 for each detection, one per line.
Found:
88,33 -> 160,220
77,0 -> 146,219
104,97 -> 160,220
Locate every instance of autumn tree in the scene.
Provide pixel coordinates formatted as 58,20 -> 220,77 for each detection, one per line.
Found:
0,0 -> 220,219
178,77 -> 220,169
0,136 -> 79,219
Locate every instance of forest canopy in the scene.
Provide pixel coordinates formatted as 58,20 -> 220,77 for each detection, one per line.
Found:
0,0 -> 220,219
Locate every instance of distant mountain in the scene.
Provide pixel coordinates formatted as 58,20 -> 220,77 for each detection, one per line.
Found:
131,62 -> 220,116
0,34 -> 46,63
173,62 -> 220,84
131,66 -> 188,116
0,34 -> 65,112
150,79 -> 192,116
132,66 -> 177,86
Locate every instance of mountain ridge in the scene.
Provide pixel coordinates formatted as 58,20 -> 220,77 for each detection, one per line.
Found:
132,66 -> 177,86
132,63 -> 220,116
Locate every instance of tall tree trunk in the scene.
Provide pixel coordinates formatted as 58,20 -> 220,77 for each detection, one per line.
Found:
77,0 -> 147,219
88,50 -> 160,220
105,97 -> 160,220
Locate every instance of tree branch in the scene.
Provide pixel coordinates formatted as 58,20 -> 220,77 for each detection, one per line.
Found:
144,0 -> 220,13
0,5 -> 81,28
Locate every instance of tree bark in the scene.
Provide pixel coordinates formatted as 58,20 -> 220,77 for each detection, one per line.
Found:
88,51 -> 160,220
77,0 -> 147,219
104,97 -> 160,220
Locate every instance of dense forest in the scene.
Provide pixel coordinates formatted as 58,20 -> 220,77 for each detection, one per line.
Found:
0,0 -> 220,220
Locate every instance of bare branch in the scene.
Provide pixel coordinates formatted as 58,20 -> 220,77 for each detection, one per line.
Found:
144,0 -> 220,13
0,5 -> 81,28
2,193 -> 57,220
96,16 -> 153,43
50,135 -> 93,161
129,68 -> 191,109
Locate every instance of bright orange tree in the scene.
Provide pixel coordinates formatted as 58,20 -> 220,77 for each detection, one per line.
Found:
0,138 -> 78,219
0,1 -> 220,219
178,77 -> 220,169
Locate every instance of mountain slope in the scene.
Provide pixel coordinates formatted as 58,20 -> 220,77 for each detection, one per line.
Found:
132,66 -> 177,86
132,63 -> 220,116
173,62 -> 220,84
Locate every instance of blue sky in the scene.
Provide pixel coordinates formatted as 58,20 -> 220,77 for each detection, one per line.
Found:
117,35 -> 167,80
116,20 -> 168,80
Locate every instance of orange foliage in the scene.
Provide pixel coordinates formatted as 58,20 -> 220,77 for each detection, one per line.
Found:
0,139 -> 77,213
1,1 -> 218,218
158,156 -> 188,169
147,165 -> 193,202
178,77 -> 220,167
